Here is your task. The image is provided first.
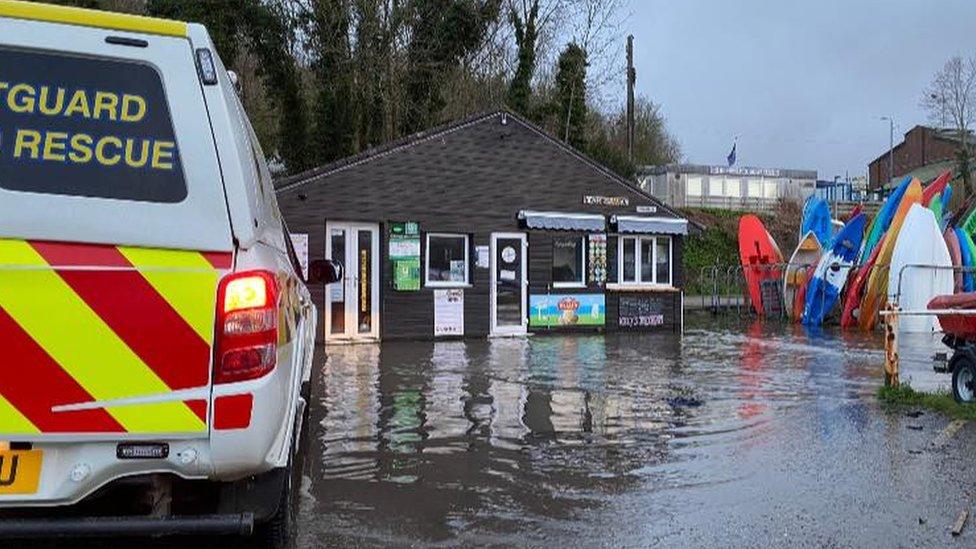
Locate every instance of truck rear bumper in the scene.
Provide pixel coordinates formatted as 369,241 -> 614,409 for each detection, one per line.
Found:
0,512 -> 253,538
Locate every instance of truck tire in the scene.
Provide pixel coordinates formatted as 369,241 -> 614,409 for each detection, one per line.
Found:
952,357 -> 976,403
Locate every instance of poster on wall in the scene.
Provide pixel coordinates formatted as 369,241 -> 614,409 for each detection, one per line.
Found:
618,294 -> 670,328
389,221 -> 421,291
529,294 -> 605,327
434,289 -> 465,336
289,233 -> 309,280
588,234 -> 607,285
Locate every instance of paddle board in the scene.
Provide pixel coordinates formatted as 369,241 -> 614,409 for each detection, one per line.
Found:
784,231 -> 823,320
945,228 -> 963,293
803,213 -> 867,326
801,196 -> 832,246
887,204 -> 952,333
860,179 -> 923,330
739,215 -> 784,316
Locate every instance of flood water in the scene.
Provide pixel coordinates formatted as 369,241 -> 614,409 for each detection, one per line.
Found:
297,315 -> 976,547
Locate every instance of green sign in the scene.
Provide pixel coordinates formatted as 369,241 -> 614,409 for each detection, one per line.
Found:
390,221 -> 421,291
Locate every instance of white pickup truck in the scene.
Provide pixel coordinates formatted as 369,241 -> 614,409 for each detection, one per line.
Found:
0,1 -> 336,546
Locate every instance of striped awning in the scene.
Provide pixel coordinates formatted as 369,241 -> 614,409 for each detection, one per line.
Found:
518,210 -> 606,231
612,215 -> 688,235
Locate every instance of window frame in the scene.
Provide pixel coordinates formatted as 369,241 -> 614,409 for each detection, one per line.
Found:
424,232 -> 470,288
616,235 -> 673,288
551,234 -> 587,288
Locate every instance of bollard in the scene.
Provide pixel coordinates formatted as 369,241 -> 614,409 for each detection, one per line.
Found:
883,303 -> 899,388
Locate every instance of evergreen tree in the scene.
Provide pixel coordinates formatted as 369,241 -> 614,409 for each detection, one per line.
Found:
402,0 -> 502,134
310,0 -> 357,163
553,42 -> 587,150
507,0 -> 538,116
147,0 -> 310,173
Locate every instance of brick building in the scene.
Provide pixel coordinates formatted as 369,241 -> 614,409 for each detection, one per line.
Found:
868,125 -> 973,190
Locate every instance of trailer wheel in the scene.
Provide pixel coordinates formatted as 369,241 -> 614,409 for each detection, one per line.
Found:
952,358 -> 976,403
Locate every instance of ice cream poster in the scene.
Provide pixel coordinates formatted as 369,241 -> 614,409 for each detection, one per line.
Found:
529,294 -> 605,327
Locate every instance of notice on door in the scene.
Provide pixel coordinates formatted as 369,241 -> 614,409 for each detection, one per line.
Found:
434,289 -> 464,337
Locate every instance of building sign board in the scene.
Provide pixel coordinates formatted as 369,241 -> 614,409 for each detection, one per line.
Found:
529,294 -> 605,327
636,205 -> 658,214
583,195 -> 630,207
389,221 -> 421,291
709,166 -> 782,177
434,288 -> 464,337
618,294 -> 669,328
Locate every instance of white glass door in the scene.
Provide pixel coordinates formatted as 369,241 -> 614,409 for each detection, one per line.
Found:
490,233 -> 528,336
325,222 -> 380,342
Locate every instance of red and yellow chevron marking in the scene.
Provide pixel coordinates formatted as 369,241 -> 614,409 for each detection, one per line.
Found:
0,239 -> 232,435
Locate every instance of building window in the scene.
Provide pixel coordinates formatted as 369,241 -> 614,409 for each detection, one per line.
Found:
686,176 -> 702,197
708,177 -> 724,197
618,236 -> 673,286
552,235 -> 585,287
426,233 -> 469,286
747,179 -> 762,198
724,178 -> 741,197
763,180 -> 778,199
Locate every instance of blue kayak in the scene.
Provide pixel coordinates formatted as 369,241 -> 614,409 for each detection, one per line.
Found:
803,213 -> 867,326
801,196 -> 832,247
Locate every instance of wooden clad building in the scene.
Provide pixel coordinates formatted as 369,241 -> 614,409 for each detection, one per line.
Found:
276,111 -> 694,342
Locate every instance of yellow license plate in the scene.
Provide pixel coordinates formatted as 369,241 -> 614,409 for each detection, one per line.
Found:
0,449 -> 42,495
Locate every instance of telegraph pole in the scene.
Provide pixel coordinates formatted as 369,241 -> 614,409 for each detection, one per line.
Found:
626,35 -> 636,162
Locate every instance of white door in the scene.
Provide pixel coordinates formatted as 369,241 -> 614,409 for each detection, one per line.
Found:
490,233 -> 528,336
325,222 -> 380,342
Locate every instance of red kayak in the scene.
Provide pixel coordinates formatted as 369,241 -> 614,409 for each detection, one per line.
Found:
738,215 -> 783,316
928,293 -> 976,339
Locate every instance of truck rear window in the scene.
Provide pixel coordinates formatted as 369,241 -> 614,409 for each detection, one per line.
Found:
0,47 -> 186,203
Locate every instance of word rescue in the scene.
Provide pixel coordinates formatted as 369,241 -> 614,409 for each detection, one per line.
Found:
1,82 -> 176,170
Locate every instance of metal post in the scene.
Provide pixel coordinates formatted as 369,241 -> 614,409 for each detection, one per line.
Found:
881,116 -> 894,191
883,303 -> 899,388
626,35 -> 636,163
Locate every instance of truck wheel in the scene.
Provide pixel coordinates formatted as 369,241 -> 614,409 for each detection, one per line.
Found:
953,359 -> 976,403
254,462 -> 295,549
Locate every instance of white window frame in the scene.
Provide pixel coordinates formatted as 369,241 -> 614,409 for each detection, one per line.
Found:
686,176 -> 703,197
616,235 -> 673,288
552,235 -> 586,288
425,233 -> 470,287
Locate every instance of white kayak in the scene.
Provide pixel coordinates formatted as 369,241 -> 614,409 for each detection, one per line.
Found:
887,203 -> 953,333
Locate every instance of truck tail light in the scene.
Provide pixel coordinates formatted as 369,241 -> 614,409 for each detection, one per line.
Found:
214,270 -> 278,384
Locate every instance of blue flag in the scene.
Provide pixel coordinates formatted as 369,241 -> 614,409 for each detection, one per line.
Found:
726,141 -> 737,167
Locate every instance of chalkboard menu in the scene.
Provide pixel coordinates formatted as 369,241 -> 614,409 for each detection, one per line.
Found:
618,294 -> 670,328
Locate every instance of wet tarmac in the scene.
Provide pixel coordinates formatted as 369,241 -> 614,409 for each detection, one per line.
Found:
295,314 -> 976,547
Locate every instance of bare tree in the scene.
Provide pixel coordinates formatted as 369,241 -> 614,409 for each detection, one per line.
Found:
922,55 -> 976,193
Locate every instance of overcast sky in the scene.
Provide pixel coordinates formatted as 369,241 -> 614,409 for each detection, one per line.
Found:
626,0 -> 976,179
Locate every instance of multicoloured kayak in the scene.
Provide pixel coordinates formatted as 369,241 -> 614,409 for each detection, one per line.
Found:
861,176 -> 912,262
841,237 -> 884,329
957,227 -> 976,292
860,178 -> 923,330
803,213 -> 867,326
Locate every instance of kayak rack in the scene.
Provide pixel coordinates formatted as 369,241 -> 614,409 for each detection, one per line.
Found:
881,263 -> 976,387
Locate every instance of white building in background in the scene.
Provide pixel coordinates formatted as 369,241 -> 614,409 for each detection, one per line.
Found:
637,164 -> 818,212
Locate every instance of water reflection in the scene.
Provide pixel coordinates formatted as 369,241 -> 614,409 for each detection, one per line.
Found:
301,315 -> 887,546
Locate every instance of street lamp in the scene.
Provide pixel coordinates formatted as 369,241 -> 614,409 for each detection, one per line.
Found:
880,116 -> 894,192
